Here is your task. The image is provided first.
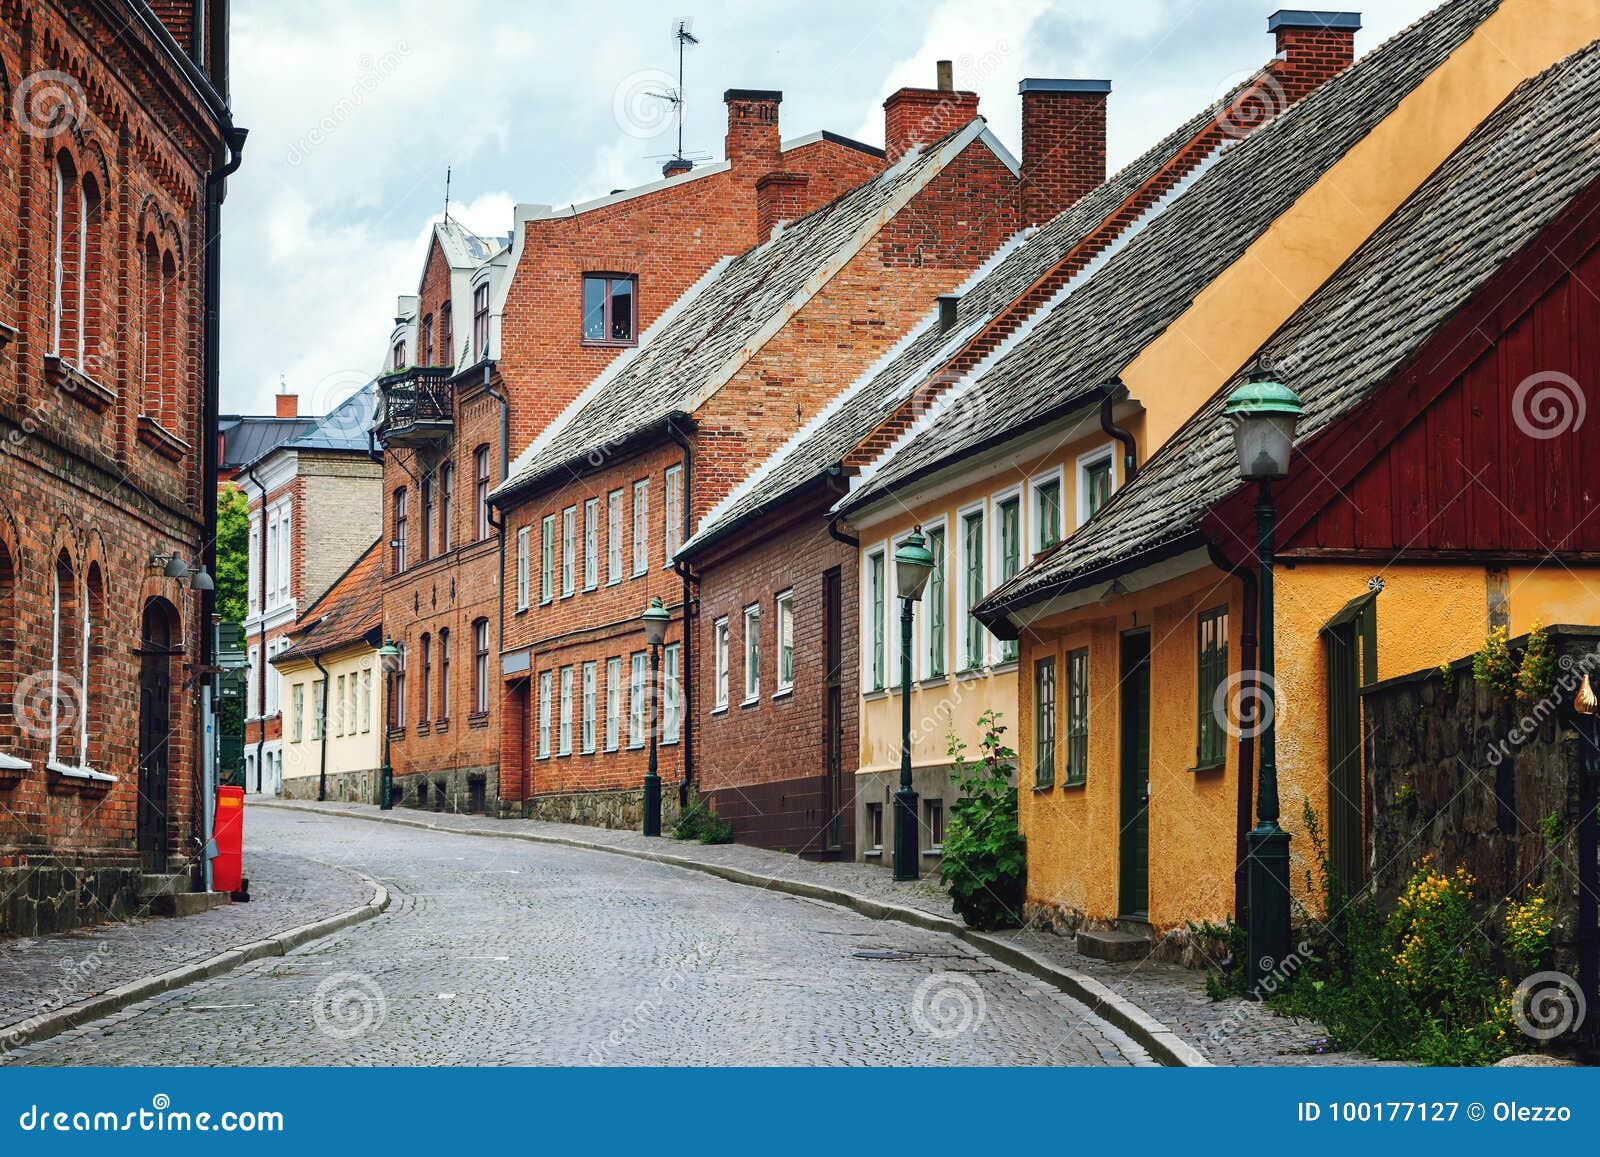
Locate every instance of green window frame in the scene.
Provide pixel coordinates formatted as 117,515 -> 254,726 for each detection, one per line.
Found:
867,549 -> 886,691
997,496 -> 1021,663
1034,656 -> 1056,789
1064,647 -> 1088,786
1084,457 -> 1113,521
962,510 -> 985,669
926,525 -> 946,678
1035,478 -> 1061,550
1196,606 -> 1229,769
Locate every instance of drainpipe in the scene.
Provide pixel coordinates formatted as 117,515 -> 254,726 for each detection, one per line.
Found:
1211,545 -> 1257,926
1099,380 -> 1138,485
312,653 -> 331,802
666,418 -> 694,806
243,461 -> 269,795
199,126 -> 245,887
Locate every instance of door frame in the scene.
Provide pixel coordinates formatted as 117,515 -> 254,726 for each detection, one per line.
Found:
137,599 -> 181,874
822,566 -> 845,852
1321,590 -> 1378,894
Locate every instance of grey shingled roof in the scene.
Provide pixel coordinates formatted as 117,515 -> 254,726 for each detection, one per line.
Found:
979,37 -> 1600,621
839,0 -> 1502,514
283,381 -> 378,454
679,86 -> 1240,557
493,119 -> 998,503
219,414 -> 317,470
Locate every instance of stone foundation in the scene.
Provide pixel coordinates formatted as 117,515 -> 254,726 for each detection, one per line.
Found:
1,864 -> 148,939
1022,900 -> 1225,969
393,765 -> 500,816
520,785 -> 684,832
280,767 -> 383,806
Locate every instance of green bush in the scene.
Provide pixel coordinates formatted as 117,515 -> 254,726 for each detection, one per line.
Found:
674,792 -> 733,845
938,712 -> 1025,931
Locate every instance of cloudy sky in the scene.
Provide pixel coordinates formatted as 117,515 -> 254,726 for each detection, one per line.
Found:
222,0 -> 1440,417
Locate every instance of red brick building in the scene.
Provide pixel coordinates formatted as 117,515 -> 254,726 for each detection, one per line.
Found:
0,1 -> 243,935
375,92 -> 885,811
488,86 -> 1023,829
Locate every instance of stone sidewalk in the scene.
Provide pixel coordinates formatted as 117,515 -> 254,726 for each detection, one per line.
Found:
0,841 -> 376,1051
255,796 -> 1378,1066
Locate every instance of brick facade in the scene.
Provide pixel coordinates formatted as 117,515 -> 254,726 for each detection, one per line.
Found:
381,94 -> 886,814
0,1 -> 237,935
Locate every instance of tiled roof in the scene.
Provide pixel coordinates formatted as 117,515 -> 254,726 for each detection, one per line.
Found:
680,70 -> 1252,557
838,0 -> 1502,514
276,538 -> 385,663
978,37 -> 1600,621
283,381 -> 378,454
492,118 -> 1001,504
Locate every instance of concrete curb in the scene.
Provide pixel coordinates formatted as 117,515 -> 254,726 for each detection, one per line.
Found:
258,799 -> 1211,1068
0,871 -> 391,1056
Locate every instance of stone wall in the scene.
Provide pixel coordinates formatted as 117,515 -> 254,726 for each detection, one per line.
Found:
1,865 -> 147,938
280,766 -> 383,806
520,786 -> 683,832
1363,625 -> 1600,973
394,764 -> 499,817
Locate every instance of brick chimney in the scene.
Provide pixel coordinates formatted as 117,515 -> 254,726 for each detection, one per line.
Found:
275,392 -> 298,419
1267,10 -> 1360,102
883,60 -> 980,161
1018,78 -> 1111,227
725,89 -> 783,173
756,171 -> 810,240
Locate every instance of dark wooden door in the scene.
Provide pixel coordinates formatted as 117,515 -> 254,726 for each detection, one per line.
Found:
1119,630 -> 1151,919
137,604 -> 173,873
823,567 -> 845,851
1324,623 -> 1364,894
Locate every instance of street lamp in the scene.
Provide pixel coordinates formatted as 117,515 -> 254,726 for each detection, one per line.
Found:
892,528 -> 936,881
378,637 -> 401,811
641,596 -> 671,837
1223,370 -> 1304,994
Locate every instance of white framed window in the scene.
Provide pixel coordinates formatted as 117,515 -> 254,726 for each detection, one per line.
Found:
663,643 -> 681,744
537,670 -> 552,758
561,506 -> 576,597
921,517 -> 948,681
629,651 -> 647,748
1031,467 -> 1065,554
247,523 -> 260,613
607,489 -> 623,583
292,684 -> 304,743
1076,444 -> 1117,528
581,661 -> 597,753
864,547 -> 886,691
584,498 -> 599,590
335,673 -> 346,736
541,515 -> 555,604
713,618 -> 730,710
664,464 -> 683,563
361,667 -> 373,733
558,665 -> 573,756
515,525 -> 530,611
310,679 -> 324,740
265,518 -> 278,605
247,645 -> 259,717
775,590 -> 794,693
605,656 -> 622,751
742,604 -> 761,703
957,503 -> 987,670
992,487 -> 1022,664
632,479 -> 649,575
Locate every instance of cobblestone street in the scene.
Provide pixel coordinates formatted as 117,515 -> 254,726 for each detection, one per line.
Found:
4,806 -> 1152,1067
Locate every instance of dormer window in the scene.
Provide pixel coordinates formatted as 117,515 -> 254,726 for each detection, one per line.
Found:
582,274 -> 636,346
472,284 -> 490,362
392,340 -> 407,370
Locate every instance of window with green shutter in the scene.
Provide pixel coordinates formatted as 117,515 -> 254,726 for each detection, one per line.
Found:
997,496 -> 1020,663
1196,606 -> 1229,769
1035,478 -> 1061,550
1034,656 -> 1056,788
868,549 -> 886,691
962,511 -> 984,669
1065,647 -> 1088,786
927,525 -> 946,678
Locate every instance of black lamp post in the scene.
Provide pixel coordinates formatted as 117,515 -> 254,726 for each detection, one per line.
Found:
892,528 -> 935,881
641,596 -> 671,837
378,637 -> 401,810
1223,371 -> 1304,994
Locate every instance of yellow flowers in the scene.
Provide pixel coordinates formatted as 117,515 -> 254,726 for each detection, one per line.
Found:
1503,889 -> 1553,968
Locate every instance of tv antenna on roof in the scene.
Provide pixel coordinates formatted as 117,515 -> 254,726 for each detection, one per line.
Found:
646,20 -> 700,171
443,165 -> 452,225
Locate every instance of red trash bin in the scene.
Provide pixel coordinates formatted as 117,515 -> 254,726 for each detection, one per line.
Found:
213,785 -> 244,894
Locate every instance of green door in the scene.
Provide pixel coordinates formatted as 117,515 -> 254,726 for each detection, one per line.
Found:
1119,630 -> 1151,919
1322,591 -> 1376,897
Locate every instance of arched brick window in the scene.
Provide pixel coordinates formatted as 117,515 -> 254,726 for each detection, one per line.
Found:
439,462 -> 454,553
420,313 -> 434,367
50,550 -> 81,769
142,234 -> 164,419
472,618 -> 489,715
160,249 -> 179,427
0,536 -> 15,755
52,152 -> 81,362
438,302 -> 453,366
420,472 -> 434,563
79,176 -> 104,377
392,487 -> 408,574
420,632 -> 432,721
438,628 -> 451,722
82,562 -> 105,769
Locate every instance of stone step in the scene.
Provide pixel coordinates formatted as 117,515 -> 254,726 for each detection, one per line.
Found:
1076,928 -> 1153,963
146,891 -> 231,918
136,873 -> 188,898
